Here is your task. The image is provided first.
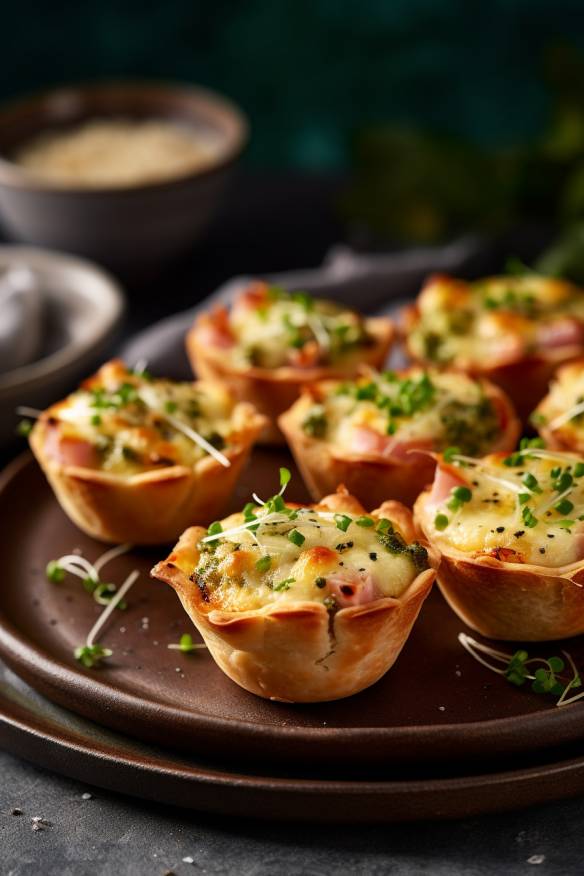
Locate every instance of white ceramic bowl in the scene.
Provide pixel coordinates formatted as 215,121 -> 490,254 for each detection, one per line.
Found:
0,245 -> 125,448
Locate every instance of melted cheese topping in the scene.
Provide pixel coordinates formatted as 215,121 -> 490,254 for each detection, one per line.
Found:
190,506 -> 428,612
43,361 -> 241,475
224,284 -> 373,370
534,362 -> 584,447
301,369 -> 502,457
408,275 -> 584,368
424,450 -> 584,567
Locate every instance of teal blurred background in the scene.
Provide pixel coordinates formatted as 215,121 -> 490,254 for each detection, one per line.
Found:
3,0 -> 584,262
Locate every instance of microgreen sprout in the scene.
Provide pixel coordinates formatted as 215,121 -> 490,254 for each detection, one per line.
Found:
74,569 -> 139,669
46,543 -> 132,608
167,633 -> 207,653
458,633 -> 584,706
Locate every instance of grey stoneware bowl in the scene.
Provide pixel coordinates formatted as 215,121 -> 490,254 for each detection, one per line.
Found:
0,244 -> 124,449
0,81 -> 248,276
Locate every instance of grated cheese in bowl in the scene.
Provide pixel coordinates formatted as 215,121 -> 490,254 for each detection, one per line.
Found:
14,118 -> 215,188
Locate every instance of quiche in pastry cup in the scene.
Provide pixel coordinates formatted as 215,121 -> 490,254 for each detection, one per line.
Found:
152,474 -> 438,702
29,359 -> 266,544
186,281 -> 394,443
414,442 -> 584,641
279,367 -> 520,508
532,359 -> 584,453
404,273 -> 584,421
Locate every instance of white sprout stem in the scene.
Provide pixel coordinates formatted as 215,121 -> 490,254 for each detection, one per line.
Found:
133,358 -> 148,374
307,313 -> 331,351
556,650 -> 583,707
556,689 -> 584,706
136,385 -> 230,468
57,555 -> 99,581
537,485 -> 576,517
547,402 -> 584,431
457,633 -> 509,675
93,542 -> 132,574
86,570 -> 139,647
163,412 -> 230,468
451,456 -> 525,495
16,406 -> 43,418
481,472 -> 525,496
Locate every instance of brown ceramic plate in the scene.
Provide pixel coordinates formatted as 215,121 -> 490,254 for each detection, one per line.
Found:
4,658 -> 584,822
1,452 -> 584,771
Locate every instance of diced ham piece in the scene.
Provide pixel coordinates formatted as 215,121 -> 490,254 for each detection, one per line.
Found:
537,318 -> 584,351
44,425 -> 98,468
197,308 -> 234,349
426,462 -> 469,511
231,282 -> 269,317
327,571 -> 380,607
288,340 -> 321,368
349,426 -> 432,461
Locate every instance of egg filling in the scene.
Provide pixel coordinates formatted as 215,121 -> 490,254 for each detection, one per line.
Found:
38,360 -> 243,475
533,362 -> 584,445
423,442 -> 584,567
180,478 -> 430,613
408,274 -> 584,368
300,369 -> 503,458
207,282 -> 374,370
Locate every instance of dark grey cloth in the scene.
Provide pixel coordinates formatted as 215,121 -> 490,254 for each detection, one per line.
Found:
119,237 -> 484,377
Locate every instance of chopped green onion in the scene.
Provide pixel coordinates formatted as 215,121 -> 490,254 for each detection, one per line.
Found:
207,521 -> 223,537
355,516 -> 374,527
334,514 -> 352,533
288,529 -> 305,547
435,514 -> 449,531
255,555 -> 272,573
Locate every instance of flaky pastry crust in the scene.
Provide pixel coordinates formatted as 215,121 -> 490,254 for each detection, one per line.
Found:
186,314 -> 394,444
152,490 -> 438,702
414,488 -> 584,641
533,359 -> 584,453
30,393 -> 266,546
403,274 -> 584,422
279,374 -> 520,508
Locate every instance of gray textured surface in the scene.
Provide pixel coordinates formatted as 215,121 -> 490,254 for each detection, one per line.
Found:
1,746 -> 583,875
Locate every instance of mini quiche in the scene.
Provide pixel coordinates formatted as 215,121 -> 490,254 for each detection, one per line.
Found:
532,359 -> 584,453
29,359 -> 266,544
404,273 -> 584,421
152,475 -> 438,702
186,281 -> 394,443
279,367 -> 520,508
414,441 -> 584,641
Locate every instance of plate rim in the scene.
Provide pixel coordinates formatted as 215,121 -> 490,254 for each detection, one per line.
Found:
3,671 -> 584,822
3,452 -> 584,766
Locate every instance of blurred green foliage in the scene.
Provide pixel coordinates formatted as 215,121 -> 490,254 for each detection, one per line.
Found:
343,42 -> 584,246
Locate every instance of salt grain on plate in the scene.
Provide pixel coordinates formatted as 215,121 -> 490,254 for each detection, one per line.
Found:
527,855 -> 546,865
182,856 -> 195,864
81,793 -> 93,800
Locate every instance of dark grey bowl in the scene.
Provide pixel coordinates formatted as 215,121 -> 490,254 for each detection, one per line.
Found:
0,81 -> 248,275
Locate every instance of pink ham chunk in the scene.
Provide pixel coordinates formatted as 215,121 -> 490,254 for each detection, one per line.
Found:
198,309 -> 235,349
537,318 -> 584,351
426,462 -> 469,511
349,425 -> 432,460
326,571 -> 380,607
44,425 -> 98,468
